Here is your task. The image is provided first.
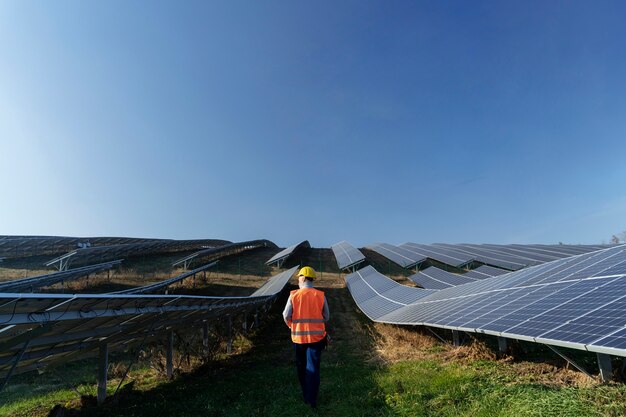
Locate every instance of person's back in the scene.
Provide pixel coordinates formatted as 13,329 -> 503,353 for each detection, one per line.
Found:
283,266 -> 329,409
290,287 -> 326,344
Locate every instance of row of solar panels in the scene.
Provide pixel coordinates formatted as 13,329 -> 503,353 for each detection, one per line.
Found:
365,242 -> 609,271
0,260 -> 123,293
0,236 -> 232,259
0,266 -> 299,380
0,240 -> 276,295
345,245 -> 626,358
43,239 -> 276,268
410,265 -> 510,290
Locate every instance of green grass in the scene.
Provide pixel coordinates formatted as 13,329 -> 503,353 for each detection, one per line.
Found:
374,359 -> 626,417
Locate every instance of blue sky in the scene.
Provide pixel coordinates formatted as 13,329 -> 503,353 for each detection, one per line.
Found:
1,1 -> 626,248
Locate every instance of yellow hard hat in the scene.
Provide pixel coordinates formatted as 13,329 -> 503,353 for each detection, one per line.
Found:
297,266 -> 317,279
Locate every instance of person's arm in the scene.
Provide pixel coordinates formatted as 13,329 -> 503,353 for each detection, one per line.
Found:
322,296 -> 330,322
282,297 -> 293,327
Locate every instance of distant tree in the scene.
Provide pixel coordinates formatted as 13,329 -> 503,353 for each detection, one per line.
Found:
609,230 -> 626,244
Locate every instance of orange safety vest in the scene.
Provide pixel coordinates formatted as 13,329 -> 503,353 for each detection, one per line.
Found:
289,288 -> 326,344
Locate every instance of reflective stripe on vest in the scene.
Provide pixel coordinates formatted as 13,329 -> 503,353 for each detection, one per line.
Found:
290,288 -> 326,344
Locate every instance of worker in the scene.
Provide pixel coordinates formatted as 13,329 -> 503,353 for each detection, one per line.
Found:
283,266 -> 330,409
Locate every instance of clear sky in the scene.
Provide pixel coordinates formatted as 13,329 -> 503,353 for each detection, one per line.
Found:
1,1 -> 625,248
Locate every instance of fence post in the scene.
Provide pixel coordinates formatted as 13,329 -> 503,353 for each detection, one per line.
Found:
97,342 -> 108,405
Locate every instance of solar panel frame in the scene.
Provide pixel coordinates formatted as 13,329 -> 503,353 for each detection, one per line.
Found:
331,241 -> 366,270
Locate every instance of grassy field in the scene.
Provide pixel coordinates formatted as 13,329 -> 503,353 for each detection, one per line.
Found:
2,250 -> 626,416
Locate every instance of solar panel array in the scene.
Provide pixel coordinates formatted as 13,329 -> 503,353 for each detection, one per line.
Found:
265,240 -> 311,266
45,239 -> 257,268
400,243 -> 474,268
172,240 -> 274,269
0,236 -> 231,259
0,266 -> 298,380
346,245 -> 626,357
331,241 -> 366,270
366,243 -> 426,268
369,242 -> 610,271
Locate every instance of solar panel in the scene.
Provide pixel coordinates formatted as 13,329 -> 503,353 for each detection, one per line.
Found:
265,241 -> 310,267
331,241 -> 366,270
0,260 -> 123,293
251,266 -> 298,296
344,245 -> 626,358
433,244 -> 527,270
365,243 -> 426,269
345,266 -> 435,321
409,267 -> 476,290
172,240 -> 275,269
112,261 -> 218,295
400,243 -> 475,267
463,265 -> 509,279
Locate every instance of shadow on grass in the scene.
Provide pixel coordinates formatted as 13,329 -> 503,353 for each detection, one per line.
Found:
64,286 -> 388,417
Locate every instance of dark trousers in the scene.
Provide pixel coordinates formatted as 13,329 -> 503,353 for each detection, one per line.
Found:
294,339 -> 324,407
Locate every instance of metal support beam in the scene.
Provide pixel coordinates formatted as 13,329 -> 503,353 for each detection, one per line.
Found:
497,337 -> 508,353
227,316 -> 233,354
452,330 -> 461,347
97,341 -> 108,405
597,353 -> 613,383
425,327 -> 447,344
544,344 -> 594,380
166,330 -> 174,379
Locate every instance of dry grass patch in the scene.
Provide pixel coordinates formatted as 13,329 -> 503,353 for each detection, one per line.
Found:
370,323 -> 444,363
504,360 -> 597,388
370,322 -> 599,388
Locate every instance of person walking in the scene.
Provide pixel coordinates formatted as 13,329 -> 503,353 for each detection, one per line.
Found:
283,266 -> 330,409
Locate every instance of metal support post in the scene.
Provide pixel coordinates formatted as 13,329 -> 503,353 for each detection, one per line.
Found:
227,316 -> 233,354
0,340 -> 31,393
254,308 -> 259,328
242,313 -> 248,334
497,337 -> 508,353
452,330 -> 461,347
166,330 -> 174,379
97,341 -> 108,405
597,353 -> 613,382
203,322 -> 209,348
